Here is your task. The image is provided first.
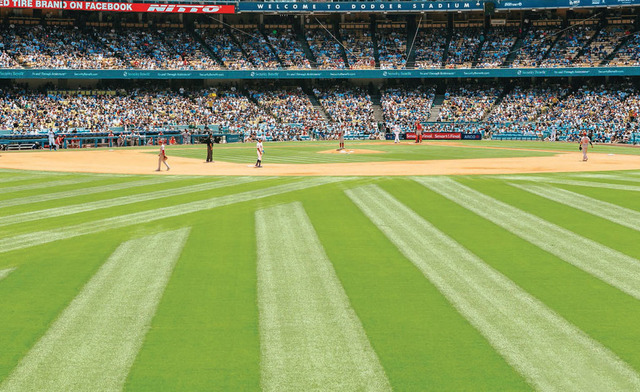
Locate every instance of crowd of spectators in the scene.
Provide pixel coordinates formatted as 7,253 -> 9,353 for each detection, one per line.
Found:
265,29 -> 311,69
2,82 -> 640,144
340,29 -> 376,69
234,29 -> 281,69
511,27 -> 560,68
413,29 -> 447,69
486,85 -> 568,122
540,25 -> 597,67
576,26 -> 627,66
538,83 -> 638,131
313,86 -> 377,134
445,28 -> 482,68
305,28 -> 346,69
4,25 -> 123,69
381,87 -> 435,131
100,28 -> 186,69
609,31 -> 640,66
475,28 -> 518,68
198,28 -> 253,70
1,23 -> 640,71
0,87 -> 218,133
250,87 -> 324,129
162,30 -> 222,70
437,85 -> 502,122
377,29 -> 407,69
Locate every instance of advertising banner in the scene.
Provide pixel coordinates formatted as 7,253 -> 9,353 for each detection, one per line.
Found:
0,67 -> 639,80
236,0 -> 640,13
0,0 -> 234,13
405,132 -> 463,140
237,1 -> 481,13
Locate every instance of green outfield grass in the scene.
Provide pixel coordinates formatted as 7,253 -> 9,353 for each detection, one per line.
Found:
1,168 -> 640,391
162,140 -> 561,164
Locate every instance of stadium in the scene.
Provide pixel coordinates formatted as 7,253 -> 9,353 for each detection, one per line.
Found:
1,0 -> 640,390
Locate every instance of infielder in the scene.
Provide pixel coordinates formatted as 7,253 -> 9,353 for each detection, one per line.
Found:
579,132 -> 593,161
48,129 -> 56,151
393,124 -> 401,143
255,137 -> 264,168
156,140 -> 171,171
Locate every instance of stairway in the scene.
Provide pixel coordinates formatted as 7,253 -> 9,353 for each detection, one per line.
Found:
572,26 -> 602,65
503,30 -> 526,67
190,29 -> 225,68
601,28 -> 638,66
371,95 -> 385,123
261,29 -> 286,68
297,28 -> 318,68
440,27 -> 453,67
428,94 -> 446,121
371,20 -> 380,69
335,26 -> 351,68
306,90 -> 331,121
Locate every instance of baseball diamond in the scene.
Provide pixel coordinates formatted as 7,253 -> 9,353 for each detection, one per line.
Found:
1,139 -> 640,391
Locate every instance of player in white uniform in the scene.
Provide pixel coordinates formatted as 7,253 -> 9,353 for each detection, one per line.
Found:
156,140 -> 171,171
579,133 -> 592,161
393,125 -> 401,143
48,129 -> 56,151
255,138 -> 264,168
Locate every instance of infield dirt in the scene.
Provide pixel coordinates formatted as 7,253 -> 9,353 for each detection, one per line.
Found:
1,147 -> 639,176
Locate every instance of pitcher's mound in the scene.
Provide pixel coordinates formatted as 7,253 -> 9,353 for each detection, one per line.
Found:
318,149 -> 384,154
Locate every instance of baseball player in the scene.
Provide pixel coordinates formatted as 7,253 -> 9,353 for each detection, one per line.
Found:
205,132 -> 213,163
47,129 -> 56,151
338,129 -> 345,150
579,132 -> 593,161
415,121 -> 423,144
393,124 -> 401,143
156,140 -> 171,171
255,137 -> 264,168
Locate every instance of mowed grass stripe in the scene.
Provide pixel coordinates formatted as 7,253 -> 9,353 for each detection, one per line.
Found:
256,202 -> 391,392
0,177 -> 344,254
124,207 -> 260,391
417,177 -> 640,301
500,176 -> 640,191
568,173 -> 640,182
347,185 -> 640,391
0,177 -> 178,209
0,176 -> 98,195
0,175 -> 56,184
0,177 -> 263,228
512,183 -> 640,232
0,228 -> 190,392
0,268 -> 14,281
305,185 -> 529,390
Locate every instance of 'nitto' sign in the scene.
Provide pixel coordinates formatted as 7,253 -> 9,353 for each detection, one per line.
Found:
0,0 -> 235,13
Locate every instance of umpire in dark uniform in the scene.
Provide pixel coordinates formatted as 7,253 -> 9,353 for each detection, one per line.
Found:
205,132 -> 214,163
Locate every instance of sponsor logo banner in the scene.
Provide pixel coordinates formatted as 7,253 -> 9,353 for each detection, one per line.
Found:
0,0 -> 234,13
236,0 -> 640,13
0,67 -> 639,80
237,1 -> 480,12
405,132 -> 463,140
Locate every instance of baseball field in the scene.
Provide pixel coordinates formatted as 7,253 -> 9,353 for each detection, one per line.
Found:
1,140 -> 640,391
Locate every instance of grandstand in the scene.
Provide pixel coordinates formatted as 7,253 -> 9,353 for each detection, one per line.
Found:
0,2 -> 639,146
